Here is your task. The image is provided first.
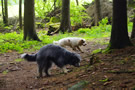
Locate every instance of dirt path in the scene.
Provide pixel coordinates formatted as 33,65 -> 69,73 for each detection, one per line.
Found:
0,38 -> 135,90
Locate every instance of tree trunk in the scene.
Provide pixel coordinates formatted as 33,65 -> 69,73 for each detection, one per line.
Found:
1,0 -> 8,26
109,0 -> 132,49
19,0 -> 22,29
24,0 -> 41,41
76,0 -> 79,6
58,0 -> 72,33
1,0 -> 5,23
4,0 -> 8,25
94,0 -> 101,26
54,0 -> 57,10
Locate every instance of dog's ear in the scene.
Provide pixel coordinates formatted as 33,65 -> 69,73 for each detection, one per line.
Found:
78,39 -> 84,45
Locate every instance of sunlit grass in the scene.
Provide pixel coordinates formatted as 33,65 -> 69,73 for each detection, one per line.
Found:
0,19 -> 133,53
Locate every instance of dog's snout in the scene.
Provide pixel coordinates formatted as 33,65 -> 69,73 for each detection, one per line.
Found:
83,43 -> 87,46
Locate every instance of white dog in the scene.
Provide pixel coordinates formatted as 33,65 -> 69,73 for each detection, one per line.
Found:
53,37 -> 87,53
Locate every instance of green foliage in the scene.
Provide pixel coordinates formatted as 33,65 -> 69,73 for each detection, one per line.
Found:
35,0 -> 47,19
2,70 -> 9,75
14,59 -> 24,62
78,28 -> 90,33
128,0 -> 135,8
50,17 -> 60,23
0,32 -> 47,53
4,25 -> 13,30
77,18 -> 112,39
35,0 -> 56,19
102,44 -> 112,53
0,18 -> 133,53
128,20 -> 133,32
0,31 -> 76,53
70,1 -> 90,25
92,49 -> 102,54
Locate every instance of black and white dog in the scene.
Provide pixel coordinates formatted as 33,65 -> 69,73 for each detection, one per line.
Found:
21,44 -> 81,77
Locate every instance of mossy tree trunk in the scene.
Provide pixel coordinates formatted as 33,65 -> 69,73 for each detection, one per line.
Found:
24,0 -> 40,41
58,0 -> 72,33
109,0 -> 132,49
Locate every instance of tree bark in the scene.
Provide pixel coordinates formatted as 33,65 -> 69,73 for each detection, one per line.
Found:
24,0 -> 41,41
19,0 -> 22,29
94,0 -> 101,26
76,0 -> 79,6
1,0 -> 5,23
4,0 -> 8,26
58,0 -> 72,33
1,0 -> 8,26
109,0 -> 132,49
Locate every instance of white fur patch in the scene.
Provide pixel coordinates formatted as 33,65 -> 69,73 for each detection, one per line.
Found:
21,53 -> 27,58
53,37 -> 85,47
53,41 -> 59,45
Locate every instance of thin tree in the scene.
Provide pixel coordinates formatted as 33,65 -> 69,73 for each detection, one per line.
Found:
19,0 -> 22,29
1,0 -> 8,26
76,0 -> 79,6
4,0 -> 8,25
53,0 -> 57,10
23,0 -> 40,41
109,0 -> 132,49
94,0 -> 101,26
57,0 -> 72,33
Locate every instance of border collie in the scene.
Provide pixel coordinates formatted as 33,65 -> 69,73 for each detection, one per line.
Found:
21,44 -> 81,78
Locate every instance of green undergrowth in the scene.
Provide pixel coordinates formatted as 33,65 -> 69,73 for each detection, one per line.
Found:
0,19 -> 133,53
0,29 -> 110,53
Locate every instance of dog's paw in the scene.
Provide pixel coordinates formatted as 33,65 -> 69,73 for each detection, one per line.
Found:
63,69 -> 71,73
81,51 -> 84,53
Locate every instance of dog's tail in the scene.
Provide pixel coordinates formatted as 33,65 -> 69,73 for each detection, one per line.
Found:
21,53 -> 37,62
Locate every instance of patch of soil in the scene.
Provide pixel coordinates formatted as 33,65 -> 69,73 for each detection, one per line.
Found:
0,38 -> 135,90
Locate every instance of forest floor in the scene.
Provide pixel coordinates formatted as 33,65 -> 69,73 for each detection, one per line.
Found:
0,37 -> 135,90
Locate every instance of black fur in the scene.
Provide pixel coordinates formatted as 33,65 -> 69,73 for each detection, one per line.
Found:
22,44 -> 81,77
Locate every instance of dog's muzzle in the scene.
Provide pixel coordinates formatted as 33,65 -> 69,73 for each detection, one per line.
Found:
83,43 -> 87,46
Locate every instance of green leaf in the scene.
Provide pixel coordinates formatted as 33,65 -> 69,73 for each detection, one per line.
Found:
99,78 -> 108,82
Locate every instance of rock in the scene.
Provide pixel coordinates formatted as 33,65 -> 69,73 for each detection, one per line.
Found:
68,81 -> 89,90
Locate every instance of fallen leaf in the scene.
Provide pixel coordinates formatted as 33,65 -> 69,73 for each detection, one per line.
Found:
103,81 -> 112,86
